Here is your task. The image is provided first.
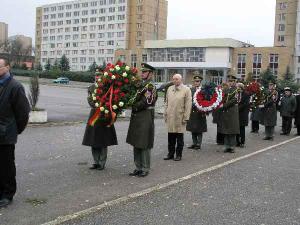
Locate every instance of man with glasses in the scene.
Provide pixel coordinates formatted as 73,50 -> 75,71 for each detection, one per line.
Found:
0,57 -> 30,207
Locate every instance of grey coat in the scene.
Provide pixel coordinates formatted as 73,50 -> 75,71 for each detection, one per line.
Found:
186,87 -> 207,133
279,95 -> 297,118
218,87 -> 240,135
250,108 -> 262,122
82,85 -> 118,148
260,90 -> 278,127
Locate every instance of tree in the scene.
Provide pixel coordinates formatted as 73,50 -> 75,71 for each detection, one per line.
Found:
277,66 -> 300,93
88,61 -> 98,72
260,67 -> 276,88
35,62 -> 43,71
59,54 -> 70,71
44,59 -> 51,71
21,63 -> 28,70
245,72 -> 254,83
27,74 -> 40,111
52,58 -> 60,71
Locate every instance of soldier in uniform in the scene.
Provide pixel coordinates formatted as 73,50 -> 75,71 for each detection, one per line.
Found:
261,80 -> 278,140
218,75 -> 240,153
82,82 -> 118,170
278,87 -> 297,135
126,63 -> 157,177
187,71 -> 207,150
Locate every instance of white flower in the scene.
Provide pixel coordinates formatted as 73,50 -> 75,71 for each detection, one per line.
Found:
122,72 -> 127,77
111,75 -> 116,79
100,107 -> 105,111
104,110 -> 109,114
115,65 -> 120,71
94,89 -> 97,94
112,105 -> 118,110
95,103 -> 99,107
95,83 -> 99,88
104,72 -> 108,76
97,78 -> 101,82
109,68 -> 114,72
119,102 -> 124,107
125,66 -> 130,71
92,96 -> 97,101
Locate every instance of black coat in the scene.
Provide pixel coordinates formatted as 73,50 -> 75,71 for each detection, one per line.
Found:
238,91 -> 250,127
82,85 -> 118,148
0,75 -> 30,145
186,87 -> 207,133
295,95 -> 300,125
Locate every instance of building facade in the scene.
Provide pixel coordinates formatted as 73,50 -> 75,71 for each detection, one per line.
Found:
35,0 -> 167,71
0,22 -> 8,48
9,35 -> 33,56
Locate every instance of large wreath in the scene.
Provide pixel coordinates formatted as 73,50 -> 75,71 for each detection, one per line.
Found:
246,82 -> 265,110
193,83 -> 223,113
88,62 -> 139,126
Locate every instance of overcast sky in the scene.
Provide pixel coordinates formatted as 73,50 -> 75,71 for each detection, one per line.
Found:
0,0 -> 276,47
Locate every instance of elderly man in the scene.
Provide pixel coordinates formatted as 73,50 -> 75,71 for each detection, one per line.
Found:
126,63 -> 157,177
279,87 -> 297,135
164,74 -> 192,161
0,58 -> 30,207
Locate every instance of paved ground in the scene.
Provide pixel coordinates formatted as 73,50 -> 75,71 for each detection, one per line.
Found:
65,139 -> 300,225
0,117 -> 298,225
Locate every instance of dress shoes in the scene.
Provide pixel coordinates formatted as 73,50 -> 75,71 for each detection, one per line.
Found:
194,145 -> 201,150
129,169 -> 141,176
174,156 -> 182,161
187,145 -> 196,149
163,155 -> 174,160
137,171 -> 149,177
0,198 -> 12,208
263,137 -> 273,141
89,164 -> 100,170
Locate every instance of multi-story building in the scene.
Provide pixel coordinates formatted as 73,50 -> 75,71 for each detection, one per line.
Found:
0,22 -> 8,46
35,0 -> 168,71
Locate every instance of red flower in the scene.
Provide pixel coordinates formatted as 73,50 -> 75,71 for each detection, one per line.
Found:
106,102 -> 110,107
131,67 -> 138,74
114,89 -> 120,94
124,78 -> 129,83
120,92 -> 125,97
116,61 -> 124,67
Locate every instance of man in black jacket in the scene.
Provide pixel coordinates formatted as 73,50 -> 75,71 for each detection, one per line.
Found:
0,58 -> 30,207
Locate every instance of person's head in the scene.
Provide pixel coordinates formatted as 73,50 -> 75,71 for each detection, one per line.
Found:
227,75 -> 237,87
141,63 -> 155,80
192,71 -> 203,88
0,58 -> 10,77
268,81 -> 276,90
172,74 -> 183,86
236,82 -> 244,91
284,87 -> 292,96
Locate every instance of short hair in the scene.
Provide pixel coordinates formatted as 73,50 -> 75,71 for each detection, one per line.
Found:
0,57 -> 10,66
173,73 -> 182,80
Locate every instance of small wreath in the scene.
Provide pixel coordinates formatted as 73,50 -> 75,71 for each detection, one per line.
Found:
193,84 -> 223,113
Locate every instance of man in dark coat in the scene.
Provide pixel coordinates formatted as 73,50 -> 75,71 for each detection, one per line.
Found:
0,58 -> 30,208
218,75 -> 240,153
278,87 -> 297,135
126,63 -> 157,177
261,81 -> 278,140
295,91 -> 300,135
187,72 -> 207,150
236,83 -> 250,148
82,83 -> 118,170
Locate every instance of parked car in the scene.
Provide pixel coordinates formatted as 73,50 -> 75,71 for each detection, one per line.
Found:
53,77 -> 70,84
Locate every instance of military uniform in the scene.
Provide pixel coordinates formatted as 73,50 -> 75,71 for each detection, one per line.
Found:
186,73 -> 207,149
82,84 -> 118,170
218,76 -> 240,152
278,87 -> 297,135
236,88 -> 250,147
126,63 -> 157,177
261,82 -> 278,140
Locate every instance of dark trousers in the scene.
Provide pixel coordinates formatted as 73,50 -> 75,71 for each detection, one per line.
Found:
251,121 -> 259,132
236,126 -> 246,145
297,125 -> 300,135
0,145 -> 16,200
168,133 -> 184,157
216,132 -> 224,145
282,116 -> 293,134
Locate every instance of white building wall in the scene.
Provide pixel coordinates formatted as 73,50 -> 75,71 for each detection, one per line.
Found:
39,0 -> 128,71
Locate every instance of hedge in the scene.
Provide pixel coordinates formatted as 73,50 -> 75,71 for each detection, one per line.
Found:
11,69 -> 94,83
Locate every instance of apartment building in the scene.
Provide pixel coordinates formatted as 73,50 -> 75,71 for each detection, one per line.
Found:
35,0 -> 168,71
0,22 -> 8,47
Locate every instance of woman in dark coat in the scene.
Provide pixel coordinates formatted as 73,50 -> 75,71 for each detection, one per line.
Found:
186,74 -> 207,150
236,83 -> 250,147
82,84 -> 118,170
294,93 -> 300,135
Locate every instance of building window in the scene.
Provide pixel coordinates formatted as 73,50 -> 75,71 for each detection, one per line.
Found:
278,35 -> 285,42
278,24 -> 285,31
119,55 -> 126,62
186,48 -> 205,62
279,13 -> 286,21
131,54 -> 137,67
279,2 -> 287,10
237,54 -> 246,77
142,54 -> 147,62
252,53 -> 262,79
269,54 -> 279,76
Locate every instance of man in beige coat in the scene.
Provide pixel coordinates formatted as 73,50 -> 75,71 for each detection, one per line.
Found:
164,74 -> 192,161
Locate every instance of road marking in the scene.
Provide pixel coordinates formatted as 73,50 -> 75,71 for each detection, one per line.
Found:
42,136 -> 300,225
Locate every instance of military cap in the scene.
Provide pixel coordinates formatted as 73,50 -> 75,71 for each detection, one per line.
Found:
227,75 -> 237,81
141,63 -> 155,72
192,71 -> 203,81
268,79 -> 276,85
284,87 -> 291,91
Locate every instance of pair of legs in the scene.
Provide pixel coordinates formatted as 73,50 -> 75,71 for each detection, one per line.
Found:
251,120 -> 259,133
91,147 -> 107,169
281,116 -> 293,135
189,132 -> 203,149
0,145 -> 16,206
166,133 -> 184,160
133,147 -> 151,173
236,126 -> 245,147
224,134 -> 236,153
264,126 -> 275,140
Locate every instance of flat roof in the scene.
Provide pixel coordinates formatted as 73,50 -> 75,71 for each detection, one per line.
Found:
144,38 -> 253,49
